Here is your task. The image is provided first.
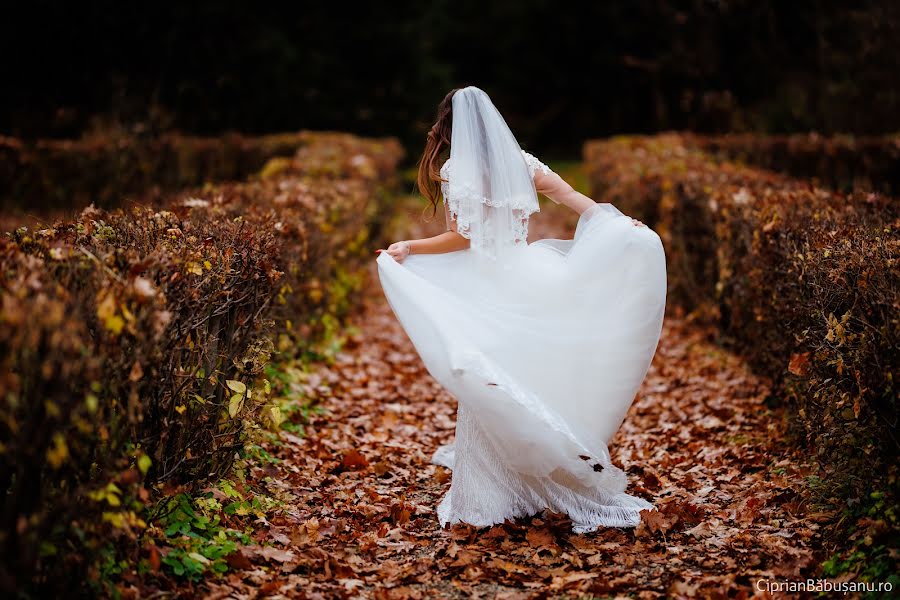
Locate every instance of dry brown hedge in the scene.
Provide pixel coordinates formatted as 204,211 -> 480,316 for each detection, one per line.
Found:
585,134 -> 899,505
169,132 -> 403,355
0,130 -> 325,211
686,132 -> 900,195
0,132 -> 402,594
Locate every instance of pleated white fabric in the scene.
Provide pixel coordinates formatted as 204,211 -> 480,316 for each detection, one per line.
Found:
376,200 -> 666,532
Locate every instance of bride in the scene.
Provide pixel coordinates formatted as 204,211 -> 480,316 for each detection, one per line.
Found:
375,86 -> 666,532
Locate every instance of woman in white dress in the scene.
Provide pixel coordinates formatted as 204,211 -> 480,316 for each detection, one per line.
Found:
375,86 -> 666,533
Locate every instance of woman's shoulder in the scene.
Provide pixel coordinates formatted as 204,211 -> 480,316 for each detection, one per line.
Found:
439,159 -> 451,202
520,149 -> 553,178
441,150 -> 553,179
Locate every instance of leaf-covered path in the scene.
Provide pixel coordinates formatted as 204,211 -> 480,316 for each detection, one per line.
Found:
199,202 -> 824,599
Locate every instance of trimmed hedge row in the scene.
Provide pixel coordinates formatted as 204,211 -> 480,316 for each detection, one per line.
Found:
1,207 -> 278,593
584,134 -> 899,504
0,133 -> 402,595
169,132 -> 403,355
0,130 -> 326,211
686,132 -> 900,195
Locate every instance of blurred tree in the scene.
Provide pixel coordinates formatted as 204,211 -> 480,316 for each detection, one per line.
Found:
1,0 -> 897,154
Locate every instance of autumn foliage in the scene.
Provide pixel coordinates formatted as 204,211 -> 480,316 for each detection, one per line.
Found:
0,132 -> 402,594
585,134 -> 899,510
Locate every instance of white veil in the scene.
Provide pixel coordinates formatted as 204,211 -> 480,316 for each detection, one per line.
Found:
444,86 -> 540,259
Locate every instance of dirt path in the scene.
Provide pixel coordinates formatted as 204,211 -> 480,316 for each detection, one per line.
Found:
197,200 -> 822,599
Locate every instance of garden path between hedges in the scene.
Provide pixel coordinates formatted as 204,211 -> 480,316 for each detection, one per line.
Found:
190,187 -> 826,599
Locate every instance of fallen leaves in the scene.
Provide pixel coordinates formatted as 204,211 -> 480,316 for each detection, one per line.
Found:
341,448 -> 370,471
636,509 -> 677,539
255,546 -> 295,564
525,527 -> 558,553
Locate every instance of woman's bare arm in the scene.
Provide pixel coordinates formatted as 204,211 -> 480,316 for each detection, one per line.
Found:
377,201 -> 470,262
534,169 -> 646,226
408,230 -> 470,254
533,170 -> 596,215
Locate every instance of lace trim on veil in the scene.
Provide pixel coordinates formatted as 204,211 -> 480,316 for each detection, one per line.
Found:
440,150 -> 543,249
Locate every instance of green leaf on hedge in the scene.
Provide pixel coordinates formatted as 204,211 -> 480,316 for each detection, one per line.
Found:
138,454 -> 152,474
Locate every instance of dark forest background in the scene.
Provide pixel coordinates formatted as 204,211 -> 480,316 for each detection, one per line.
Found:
2,0 -> 898,156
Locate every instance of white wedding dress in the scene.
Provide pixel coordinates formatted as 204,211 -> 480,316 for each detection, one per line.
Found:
376,149 -> 666,532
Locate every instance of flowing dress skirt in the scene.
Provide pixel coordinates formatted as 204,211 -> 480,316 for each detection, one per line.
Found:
376,203 -> 666,532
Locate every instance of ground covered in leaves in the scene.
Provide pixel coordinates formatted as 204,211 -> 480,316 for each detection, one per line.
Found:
148,200 -> 826,599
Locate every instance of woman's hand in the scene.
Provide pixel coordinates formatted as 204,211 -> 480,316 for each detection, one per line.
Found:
376,241 -> 411,263
630,217 -> 647,228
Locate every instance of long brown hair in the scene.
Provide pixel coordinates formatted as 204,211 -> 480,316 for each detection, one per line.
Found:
417,88 -> 458,214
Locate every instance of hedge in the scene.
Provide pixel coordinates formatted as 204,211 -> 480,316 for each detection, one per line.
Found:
584,134 -> 899,507
173,133 -> 402,352
686,132 -> 900,196
0,130 -> 329,212
0,132 -> 402,595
